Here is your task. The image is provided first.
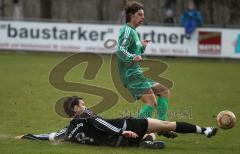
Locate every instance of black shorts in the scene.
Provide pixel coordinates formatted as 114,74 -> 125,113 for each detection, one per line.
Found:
107,117 -> 148,147
125,118 -> 148,146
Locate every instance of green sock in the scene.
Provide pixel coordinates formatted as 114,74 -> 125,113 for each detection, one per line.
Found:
157,97 -> 169,120
138,104 -> 154,118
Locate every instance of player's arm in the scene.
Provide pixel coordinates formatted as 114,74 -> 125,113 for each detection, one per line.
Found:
140,40 -> 150,54
116,30 -> 137,63
52,126 -> 68,142
15,133 -> 51,140
88,117 -> 138,138
14,127 -> 67,142
140,46 -> 146,54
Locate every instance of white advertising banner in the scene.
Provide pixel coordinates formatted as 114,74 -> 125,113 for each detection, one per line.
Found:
0,20 -> 240,59
221,29 -> 240,58
0,20 -> 120,53
138,26 -> 198,57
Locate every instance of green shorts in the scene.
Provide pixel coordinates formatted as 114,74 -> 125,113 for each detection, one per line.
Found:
125,73 -> 156,100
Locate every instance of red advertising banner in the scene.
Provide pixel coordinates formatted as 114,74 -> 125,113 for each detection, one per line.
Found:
198,31 -> 221,55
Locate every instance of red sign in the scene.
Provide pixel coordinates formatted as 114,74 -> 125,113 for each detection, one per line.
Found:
198,31 -> 221,55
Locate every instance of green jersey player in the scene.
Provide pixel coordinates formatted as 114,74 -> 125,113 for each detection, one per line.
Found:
116,1 -> 176,138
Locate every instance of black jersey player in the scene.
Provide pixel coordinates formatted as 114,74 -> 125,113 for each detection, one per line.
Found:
17,96 -> 217,149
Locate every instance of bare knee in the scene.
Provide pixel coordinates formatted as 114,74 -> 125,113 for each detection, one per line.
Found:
142,96 -> 157,106
141,90 -> 157,106
147,118 -> 176,133
153,84 -> 170,98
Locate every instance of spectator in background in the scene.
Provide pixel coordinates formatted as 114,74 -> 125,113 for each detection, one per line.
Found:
117,0 -> 128,24
163,9 -> 176,25
180,0 -> 203,39
118,9 -> 126,24
12,0 -> 23,20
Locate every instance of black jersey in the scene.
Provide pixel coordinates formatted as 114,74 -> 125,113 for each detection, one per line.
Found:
21,108 -> 148,147
54,108 -> 148,147
65,116 -> 125,146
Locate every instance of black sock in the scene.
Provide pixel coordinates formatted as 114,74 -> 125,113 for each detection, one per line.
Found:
175,122 -> 197,134
201,128 -> 206,134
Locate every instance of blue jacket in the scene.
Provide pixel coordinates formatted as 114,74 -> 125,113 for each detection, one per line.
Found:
180,10 -> 203,34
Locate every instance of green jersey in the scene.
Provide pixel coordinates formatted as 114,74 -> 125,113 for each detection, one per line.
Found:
116,24 -> 155,100
116,24 -> 145,85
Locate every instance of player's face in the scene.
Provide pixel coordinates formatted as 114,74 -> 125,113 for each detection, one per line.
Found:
188,1 -> 195,10
79,100 -> 86,111
74,100 -> 86,113
130,9 -> 145,27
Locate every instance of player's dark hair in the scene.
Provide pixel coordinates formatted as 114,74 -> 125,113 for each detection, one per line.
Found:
125,1 -> 144,23
63,96 -> 83,117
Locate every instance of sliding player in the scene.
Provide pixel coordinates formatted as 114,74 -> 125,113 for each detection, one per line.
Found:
17,96 -> 217,149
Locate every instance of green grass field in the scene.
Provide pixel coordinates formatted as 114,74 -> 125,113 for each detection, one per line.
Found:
0,51 -> 239,154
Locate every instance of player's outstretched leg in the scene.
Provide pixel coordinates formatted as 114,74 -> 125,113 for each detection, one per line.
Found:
147,118 -> 217,138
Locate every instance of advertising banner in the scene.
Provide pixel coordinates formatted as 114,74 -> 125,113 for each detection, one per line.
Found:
0,20 -> 240,59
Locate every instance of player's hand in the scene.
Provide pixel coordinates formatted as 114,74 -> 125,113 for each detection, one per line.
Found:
122,131 -> 139,138
14,135 -> 24,139
133,55 -> 142,62
141,40 -> 151,47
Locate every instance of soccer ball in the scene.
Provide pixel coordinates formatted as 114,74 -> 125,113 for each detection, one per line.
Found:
216,110 -> 236,129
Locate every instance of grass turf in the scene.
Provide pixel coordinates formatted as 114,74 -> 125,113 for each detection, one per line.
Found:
0,51 -> 239,153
